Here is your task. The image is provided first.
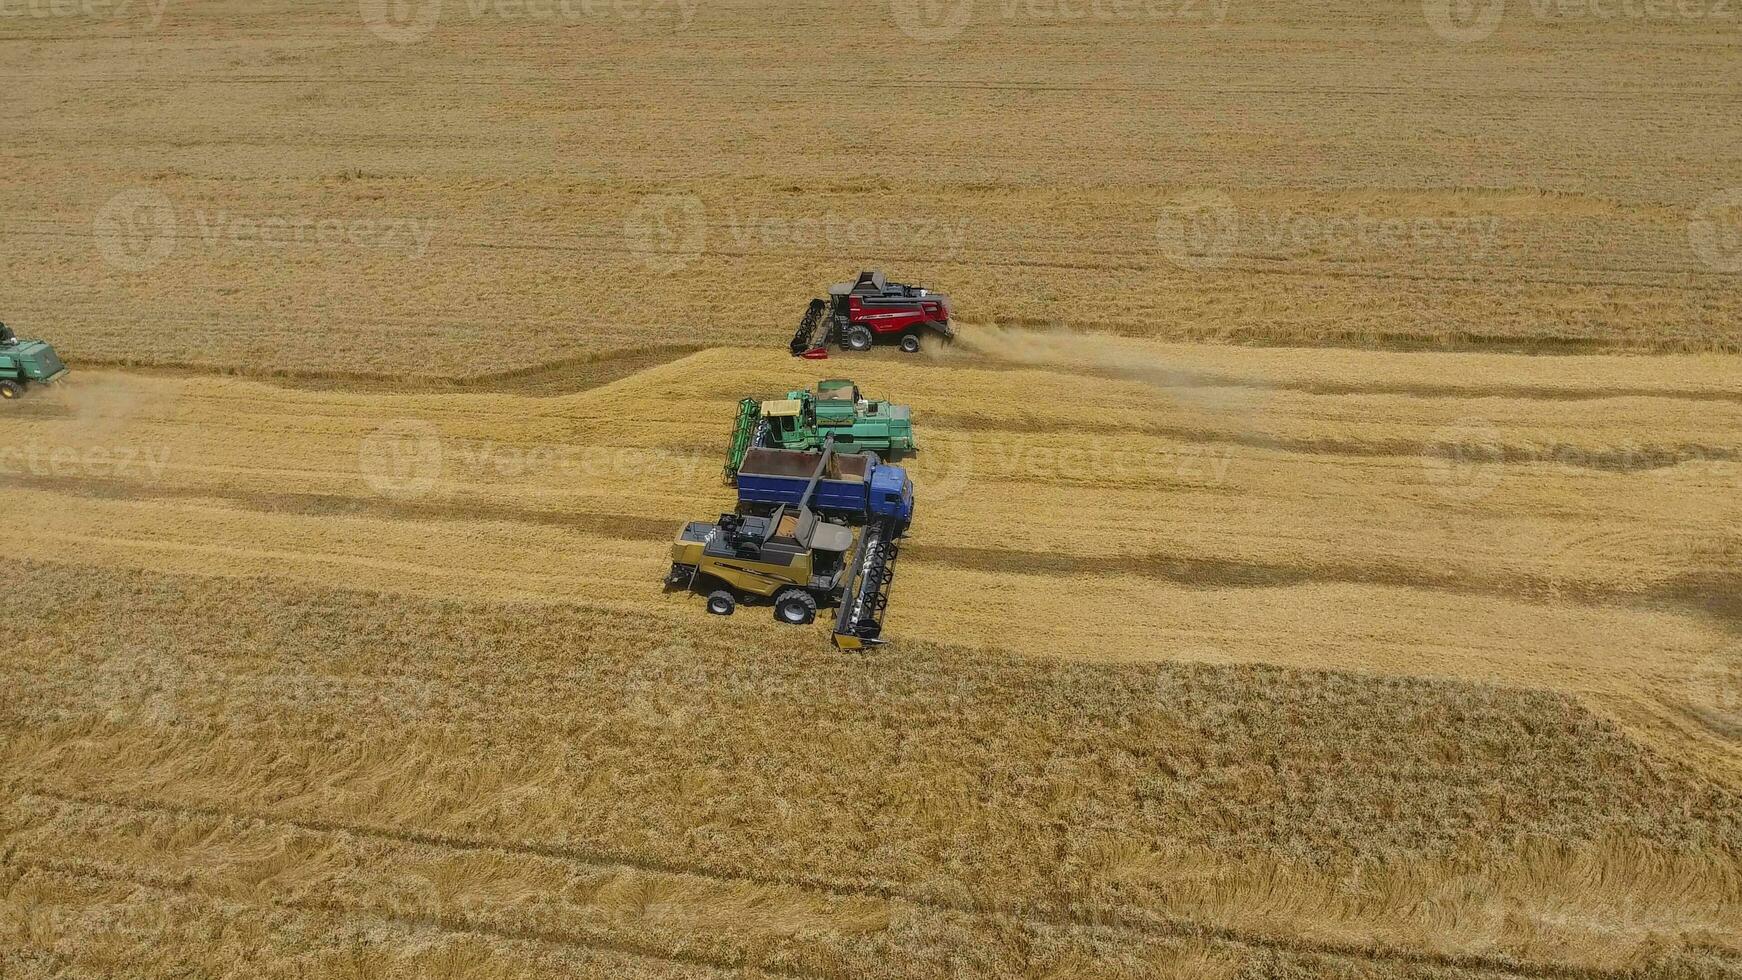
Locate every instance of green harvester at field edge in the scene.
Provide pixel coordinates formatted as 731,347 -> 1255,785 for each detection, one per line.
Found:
0,323 -> 68,399
724,379 -> 915,483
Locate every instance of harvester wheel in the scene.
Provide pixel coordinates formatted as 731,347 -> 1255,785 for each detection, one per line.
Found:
705,590 -> 736,616
0,380 -> 19,399
843,325 -> 874,352
773,588 -> 817,625
899,333 -> 922,354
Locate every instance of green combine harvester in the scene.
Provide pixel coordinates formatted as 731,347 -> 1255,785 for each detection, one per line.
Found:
0,323 -> 68,399
724,379 -> 915,482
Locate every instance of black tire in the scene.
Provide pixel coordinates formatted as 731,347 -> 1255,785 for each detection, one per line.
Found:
773,588 -> 817,625
899,333 -> 922,354
705,590 -> 736,616
844,325 -> 874,352
0,380 -> 19,399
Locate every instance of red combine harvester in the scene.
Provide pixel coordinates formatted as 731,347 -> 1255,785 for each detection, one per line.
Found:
790,270 -> 954,358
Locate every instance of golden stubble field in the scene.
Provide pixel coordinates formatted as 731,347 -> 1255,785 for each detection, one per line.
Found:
5,0 -> 1742,976
4,335 -> 1742,978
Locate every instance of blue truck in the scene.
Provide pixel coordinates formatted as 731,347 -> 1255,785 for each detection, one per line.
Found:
735,446 -> 913,533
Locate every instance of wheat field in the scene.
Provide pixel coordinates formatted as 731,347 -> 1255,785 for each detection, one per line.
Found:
5,0 -> 1742,977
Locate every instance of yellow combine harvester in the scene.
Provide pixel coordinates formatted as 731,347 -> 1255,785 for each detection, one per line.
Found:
667,438 -> 903,649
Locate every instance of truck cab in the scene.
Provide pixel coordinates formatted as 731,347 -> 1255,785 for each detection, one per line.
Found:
868,463 -> 914,532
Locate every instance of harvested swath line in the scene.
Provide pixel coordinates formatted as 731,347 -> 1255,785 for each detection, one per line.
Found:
922,415 -> 1742,471
0,401 -> 74,419
0,471 -> 678,542
6,790 -> 1678,980
9,853 -> 1548,980
915,546 -> 1742,632
460,345 -> 710,396
0,468 -> 1713,627
66,344 -> 707,397
5,858 -> 751,980
936,348 -> 1742,404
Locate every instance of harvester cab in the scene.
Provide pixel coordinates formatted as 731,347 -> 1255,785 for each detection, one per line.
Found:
0,323 -> 69,400
790,270 -> 953,357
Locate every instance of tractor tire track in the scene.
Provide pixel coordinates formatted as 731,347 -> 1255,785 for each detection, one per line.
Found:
66,343 -> 706,396
937,348 -> 1742,405
925,414 -> 1742,473
4,853 -> 812,980
0,470 -> 677,543
913,546 -> 1742,633
7,785 -> 1692,980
